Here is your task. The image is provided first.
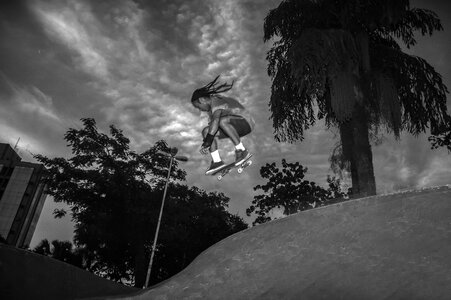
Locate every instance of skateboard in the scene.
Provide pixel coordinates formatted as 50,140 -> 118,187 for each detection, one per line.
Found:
212,155 -> 253,181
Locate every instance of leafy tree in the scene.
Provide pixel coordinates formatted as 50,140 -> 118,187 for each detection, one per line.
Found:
33,239 -> 52,255
33,239 -> 92,270
36,118 -> 247,287
147,184 -> 247,284
429,115 -> 451,153
246,159 -> 347,225
264,0 -> 449,197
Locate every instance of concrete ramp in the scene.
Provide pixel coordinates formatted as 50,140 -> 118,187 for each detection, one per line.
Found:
0,245 -> 137,300
109,186 -> 451,300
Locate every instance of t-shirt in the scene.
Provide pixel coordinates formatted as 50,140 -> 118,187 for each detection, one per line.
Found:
209,96 -> 255,130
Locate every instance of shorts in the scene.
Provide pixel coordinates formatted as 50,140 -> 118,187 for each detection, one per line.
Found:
217,116 -> 252,139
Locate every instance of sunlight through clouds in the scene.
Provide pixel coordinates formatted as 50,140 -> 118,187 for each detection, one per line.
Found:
0,76 -> 65,158
31,0 -> 109,79
0,74 -> 62,124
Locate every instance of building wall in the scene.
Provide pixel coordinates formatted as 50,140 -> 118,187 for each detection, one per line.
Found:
0,143 -> 21,162
7,163 -> 46,247
21,182 -> 48,247
0,143 -> 48,248
0,164 -> 15,201
0,166 -> 33,240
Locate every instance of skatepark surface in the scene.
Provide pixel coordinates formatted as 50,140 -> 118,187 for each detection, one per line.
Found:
103,185 -> 451,300
0,244 -> 138,300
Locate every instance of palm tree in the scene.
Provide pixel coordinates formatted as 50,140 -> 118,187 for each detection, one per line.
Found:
264,0 -> 449,197
33,239 -> 87,268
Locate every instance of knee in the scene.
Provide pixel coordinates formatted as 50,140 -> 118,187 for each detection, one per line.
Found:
219,117 -> 230,128
202,126 -> 209,137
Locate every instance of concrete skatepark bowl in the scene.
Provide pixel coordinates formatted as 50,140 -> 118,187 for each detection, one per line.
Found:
98,185 -> 451,300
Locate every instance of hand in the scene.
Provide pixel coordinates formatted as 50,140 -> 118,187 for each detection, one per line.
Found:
200,133 -> 214,155
200,146 -> 210,155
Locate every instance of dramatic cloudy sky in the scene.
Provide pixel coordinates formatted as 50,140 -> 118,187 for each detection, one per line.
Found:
0,0 -> 449,247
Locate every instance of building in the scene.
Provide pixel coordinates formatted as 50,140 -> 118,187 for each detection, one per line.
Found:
0,143 -> 48,248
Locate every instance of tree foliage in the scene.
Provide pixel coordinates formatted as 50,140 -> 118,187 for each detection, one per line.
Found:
263,0 -> 449,197
148,184 -> 248,281
246,159 -> 347,225
264,0 -> 448,142
33,239 -> 93,270
428,115 -> 451,153
35,118 -> 247,286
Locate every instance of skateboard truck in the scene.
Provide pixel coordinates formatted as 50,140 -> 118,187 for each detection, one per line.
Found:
237,160 -> 252,174
215,156 -> 252,181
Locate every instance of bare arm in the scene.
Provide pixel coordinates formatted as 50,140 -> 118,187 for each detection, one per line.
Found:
208,109 -> 223,135
200,109 -> 223,154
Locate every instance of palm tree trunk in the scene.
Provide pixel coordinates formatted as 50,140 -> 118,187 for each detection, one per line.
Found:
351,105 -> 376,197
343,30 -> 376,198
339,105 -> 376,198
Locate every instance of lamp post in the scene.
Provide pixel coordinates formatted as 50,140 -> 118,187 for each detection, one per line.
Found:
144,147 -> 188,288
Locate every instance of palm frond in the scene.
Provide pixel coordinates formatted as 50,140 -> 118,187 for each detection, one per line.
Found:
264,0 -> 334,42
370,31 -> 401,51
387,8 -> 443,48
269,60 -> 316,142
329,71 -> 362,122
288,28 -> 360,121
266,40 -> 291,78
371,44 -> 449,135
374,73 -> 402,137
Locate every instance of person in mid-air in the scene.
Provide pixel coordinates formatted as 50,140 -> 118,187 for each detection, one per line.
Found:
191,75 -> 254,175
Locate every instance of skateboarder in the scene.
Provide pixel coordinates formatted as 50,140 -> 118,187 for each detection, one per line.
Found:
191,75 -> 254,175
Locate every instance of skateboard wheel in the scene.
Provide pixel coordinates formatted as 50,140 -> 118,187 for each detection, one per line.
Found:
237,167 -> 243,173
218,175 -> 223,180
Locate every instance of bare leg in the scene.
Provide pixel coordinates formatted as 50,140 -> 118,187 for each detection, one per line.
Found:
218,116 -> 240,145
218,117 -> 251,165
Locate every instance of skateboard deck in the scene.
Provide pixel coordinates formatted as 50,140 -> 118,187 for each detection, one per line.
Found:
211,155 -> 253,181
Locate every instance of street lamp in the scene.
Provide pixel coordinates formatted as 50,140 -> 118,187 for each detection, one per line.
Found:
144,147 -> 188,288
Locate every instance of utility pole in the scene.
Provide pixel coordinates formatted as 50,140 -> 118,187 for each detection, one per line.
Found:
144,147 -> 188,288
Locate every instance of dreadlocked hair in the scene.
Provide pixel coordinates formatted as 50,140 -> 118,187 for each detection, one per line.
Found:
191,75 -> 234,103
